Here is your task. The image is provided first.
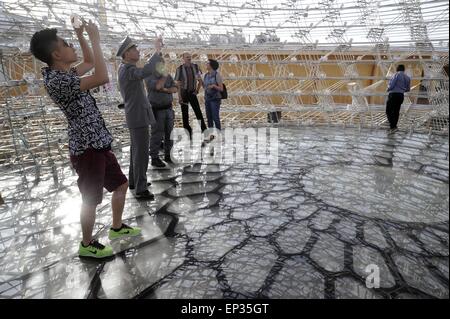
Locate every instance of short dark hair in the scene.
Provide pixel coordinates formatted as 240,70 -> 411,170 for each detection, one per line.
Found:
30,28 -> 59,65
397,64 -> 405,72
208,59 -> 219,70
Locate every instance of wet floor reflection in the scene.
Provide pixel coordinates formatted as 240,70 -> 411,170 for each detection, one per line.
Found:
0,127 -> 448,299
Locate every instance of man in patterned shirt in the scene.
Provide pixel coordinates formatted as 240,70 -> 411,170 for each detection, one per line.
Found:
30,20 -> 140,259
174,52 -> 207,139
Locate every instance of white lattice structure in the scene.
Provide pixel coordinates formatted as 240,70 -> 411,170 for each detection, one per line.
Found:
0,0 -> 448,172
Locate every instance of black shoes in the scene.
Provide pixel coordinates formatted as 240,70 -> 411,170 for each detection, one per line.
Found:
164,155 -> 173,164
388,127 -> 399,134
151,158 -> 166,168
135,190 -> 155,200
129,182 -> 151,190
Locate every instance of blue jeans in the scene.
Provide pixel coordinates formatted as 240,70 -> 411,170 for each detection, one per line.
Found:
205,99 -> 221,130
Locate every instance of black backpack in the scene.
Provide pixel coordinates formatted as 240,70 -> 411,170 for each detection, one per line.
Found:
215,73 -> 228,99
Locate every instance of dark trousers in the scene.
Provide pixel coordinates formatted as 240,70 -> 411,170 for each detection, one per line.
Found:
205,98 -> 221,130
386,93 -> 404,129
150,107 -> 174,160
180,90 -> 207,137
129,126 -> 149,193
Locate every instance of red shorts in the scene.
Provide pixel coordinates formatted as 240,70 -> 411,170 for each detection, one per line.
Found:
70,148 -> 127,205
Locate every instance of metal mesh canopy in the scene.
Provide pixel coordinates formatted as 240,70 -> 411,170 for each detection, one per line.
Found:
0,2 -> 449,301
0,0 -> 448,50
0,0 -> 448,170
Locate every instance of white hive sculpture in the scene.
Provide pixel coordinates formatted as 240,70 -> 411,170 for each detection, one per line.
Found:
0,0 -> 448,174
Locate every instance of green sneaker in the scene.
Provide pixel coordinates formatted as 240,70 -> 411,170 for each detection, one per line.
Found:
79,240 -> 113,258
108,224 -> 141,240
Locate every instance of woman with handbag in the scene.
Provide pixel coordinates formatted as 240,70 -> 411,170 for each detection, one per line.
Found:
203,59 -> 224,136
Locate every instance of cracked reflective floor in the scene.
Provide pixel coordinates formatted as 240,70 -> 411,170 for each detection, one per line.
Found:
0,127 -> 448,299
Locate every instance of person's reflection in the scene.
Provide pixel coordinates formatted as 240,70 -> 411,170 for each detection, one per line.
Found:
374,135 -> 398,194
373,132 -> 397,167
374,166 -> 397,194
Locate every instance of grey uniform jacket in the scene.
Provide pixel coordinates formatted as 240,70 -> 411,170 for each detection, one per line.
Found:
118,53 -> 163,129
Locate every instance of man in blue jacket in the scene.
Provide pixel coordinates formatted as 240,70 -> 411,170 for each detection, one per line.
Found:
386,64 -> 411,133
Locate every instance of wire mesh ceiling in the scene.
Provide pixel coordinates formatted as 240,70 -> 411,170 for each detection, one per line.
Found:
0,0 -> 448,171
0,0 -> 448,52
